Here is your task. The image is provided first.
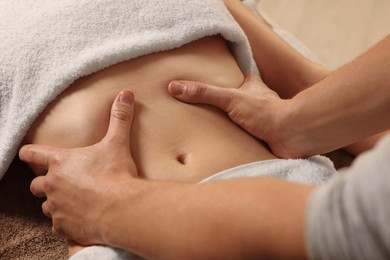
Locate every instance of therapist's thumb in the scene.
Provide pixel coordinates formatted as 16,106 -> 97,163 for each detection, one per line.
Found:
168,81 -> 237,112
104,90 -> 135,146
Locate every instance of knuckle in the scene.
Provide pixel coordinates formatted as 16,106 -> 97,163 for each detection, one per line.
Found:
42,201 -> 53,218
112,108 -> 131,122
50,153 -> 62,166
185,82 -> 207,97
25,148 -> 38,163
43,177 -> 55,193
40,174 -> 55,195
194,85 -> 207,96
30,181 -> 38,195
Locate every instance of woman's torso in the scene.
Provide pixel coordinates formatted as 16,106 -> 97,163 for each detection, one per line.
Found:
25,36 -> 276,182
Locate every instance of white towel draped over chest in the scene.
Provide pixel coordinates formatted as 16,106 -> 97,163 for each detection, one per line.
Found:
0,0 -> 257,178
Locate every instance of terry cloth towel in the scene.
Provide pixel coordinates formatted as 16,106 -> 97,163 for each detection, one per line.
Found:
0,0 -> 257,179
199,155 -> 337,185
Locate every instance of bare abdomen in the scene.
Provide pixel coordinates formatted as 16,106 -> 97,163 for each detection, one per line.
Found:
26,36 -> 276,182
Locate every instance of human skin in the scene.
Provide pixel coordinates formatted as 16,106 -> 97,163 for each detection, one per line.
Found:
20,91 -> 314,259
19,1 -> 390,259
28,32 -> 390,258
178,0 -> 390,158
282,35 -> 390,157
20,1 -> 371,258
23,1 -> 334,188
20,1 -> 341,258
21,2 -> 332,255
24,35 -> 279,256
25,36 -> 276,182
224,0 -> 329,99
169,34 -> 390,158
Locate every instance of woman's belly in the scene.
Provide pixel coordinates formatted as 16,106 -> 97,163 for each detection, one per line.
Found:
26,36 -> 276,182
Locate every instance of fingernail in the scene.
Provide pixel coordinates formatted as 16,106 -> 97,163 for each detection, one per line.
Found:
118,91 -> 134,106
169,82 -> 186,96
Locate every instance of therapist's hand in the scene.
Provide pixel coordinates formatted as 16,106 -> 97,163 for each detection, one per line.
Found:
168,75 -> 291,158
19,90 -> 138,246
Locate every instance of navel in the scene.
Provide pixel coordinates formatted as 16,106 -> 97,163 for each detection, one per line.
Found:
176,153 -> 190,165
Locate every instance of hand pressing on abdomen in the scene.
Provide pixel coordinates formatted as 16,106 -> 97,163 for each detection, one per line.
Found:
19,90 -> 138,246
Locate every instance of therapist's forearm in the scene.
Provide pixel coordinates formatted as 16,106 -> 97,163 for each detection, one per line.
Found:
280,35 -> 390,157
224,0 -> 329,98
102,178 -> 313,259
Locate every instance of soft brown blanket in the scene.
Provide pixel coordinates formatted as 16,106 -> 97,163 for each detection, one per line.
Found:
0,158 -> 67,260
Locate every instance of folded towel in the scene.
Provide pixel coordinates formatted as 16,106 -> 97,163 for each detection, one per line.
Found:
0,0 -> 257,179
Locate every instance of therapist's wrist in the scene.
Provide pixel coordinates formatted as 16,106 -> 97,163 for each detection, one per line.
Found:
269,98 -> 311,159
276,95 -> 335,159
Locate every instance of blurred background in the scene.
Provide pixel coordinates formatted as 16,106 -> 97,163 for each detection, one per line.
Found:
258,0 -> 390,69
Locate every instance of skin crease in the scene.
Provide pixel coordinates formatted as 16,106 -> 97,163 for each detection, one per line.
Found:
18,0 -> 390,258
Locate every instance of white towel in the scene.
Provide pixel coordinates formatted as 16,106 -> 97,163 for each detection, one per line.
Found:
69,246 -> 133,260
200,155 -> 337,186
0,0 -> 257,179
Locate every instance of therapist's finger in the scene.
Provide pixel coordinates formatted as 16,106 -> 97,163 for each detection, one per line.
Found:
168,80 -> 238,113
30,176 -> 47,197
19,145 -> 60,169
41,200 -> 52,218
104,91 -> 135,146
